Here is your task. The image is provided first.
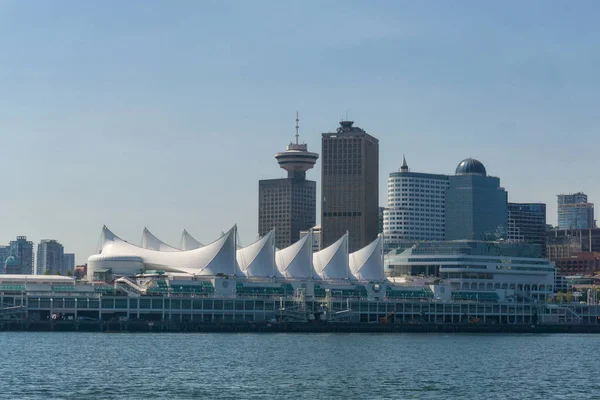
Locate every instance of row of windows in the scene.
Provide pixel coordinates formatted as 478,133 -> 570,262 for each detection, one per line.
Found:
323,212 -> 362,217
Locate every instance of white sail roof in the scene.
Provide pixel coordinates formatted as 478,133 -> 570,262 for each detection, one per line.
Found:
349,237 -> 384,281
313,233 -> 351,280
99,225 -> 242,276
236,230 -> 282,277
276,232 -> 318,279
142,228 -> 180,252
181,229 -> 203,250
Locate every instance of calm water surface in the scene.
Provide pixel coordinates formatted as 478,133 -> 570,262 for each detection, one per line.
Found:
1,332 -> 599,399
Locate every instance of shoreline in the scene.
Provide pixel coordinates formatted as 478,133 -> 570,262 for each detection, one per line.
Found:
2,320 -> 600,334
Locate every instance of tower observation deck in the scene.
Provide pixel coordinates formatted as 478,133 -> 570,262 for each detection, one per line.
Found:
274,112 -> 319,180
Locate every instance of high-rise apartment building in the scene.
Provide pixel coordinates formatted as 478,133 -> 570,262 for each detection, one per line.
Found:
383,156 -> 449,246
9,236 -> 34,274
36,240 -> 65,275
321,120 -> 379,252
507,203 -> 547,256
258,114 -> 318,250
446,158 -> 508,241
64,253 -> 75,275
557,192 -> 594,229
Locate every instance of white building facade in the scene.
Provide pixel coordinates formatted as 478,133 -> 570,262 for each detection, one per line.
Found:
383,157 -> 449,247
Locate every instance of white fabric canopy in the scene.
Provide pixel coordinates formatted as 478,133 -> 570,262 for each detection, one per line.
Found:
141,228 -> 180,252
349,237 -> 384,281
180,229 -> 203,250
99,225 -> 242,276
313,233 -> 351,280
276,232 -> 319,279
236,230 -> 282,277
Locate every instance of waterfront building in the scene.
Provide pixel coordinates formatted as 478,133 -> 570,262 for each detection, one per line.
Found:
445,159 -> 508,241
36,240 -> 65,275
507,203 -> 547,256
9,236 -> 34,274
259,114 -> 318,250
321,120 -> 379,252
300,225 -> 322,253
383,156 -> 449,247
385,240 -> 555,301
554,252 -> 600,276
64,253 -> 75,275
557,192 -> 595,229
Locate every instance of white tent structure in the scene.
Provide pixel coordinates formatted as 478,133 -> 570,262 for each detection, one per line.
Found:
349,237 -> 384,281
236,229 -> 282,278
313,233 -> 351,280
141,228 -> 181,252
180,230 -> 203,250
276,232 -> 319,279
89,225 -> 242,278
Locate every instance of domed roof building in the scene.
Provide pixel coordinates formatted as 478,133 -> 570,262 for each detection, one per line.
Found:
446,158 -> 507,241
455,158 -> 487,176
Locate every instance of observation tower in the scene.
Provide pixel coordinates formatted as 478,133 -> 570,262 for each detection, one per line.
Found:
274,112 -> 319,180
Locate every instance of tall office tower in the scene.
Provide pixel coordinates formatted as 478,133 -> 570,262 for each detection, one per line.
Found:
446,158 -> 508,241
64,253 -> 75,275
9,236 -> 34,274
557,192 -> 594,229
321,121 -> 379,252
36,240 -> 65,275
507,203 -> 547,256
258,113 -> 319,250
383,156 -> 449,247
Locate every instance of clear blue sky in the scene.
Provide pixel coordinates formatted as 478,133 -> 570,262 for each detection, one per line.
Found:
0,0 -> 598,264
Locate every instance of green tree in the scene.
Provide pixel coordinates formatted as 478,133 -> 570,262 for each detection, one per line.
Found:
565,291 -> 574,303
44,269 -> 51,275
66,270 -> 73,276
555,292 -> 564,303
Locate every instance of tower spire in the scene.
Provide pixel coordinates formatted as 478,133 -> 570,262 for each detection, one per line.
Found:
401,154 -> 408,172
295,111 -> 300,145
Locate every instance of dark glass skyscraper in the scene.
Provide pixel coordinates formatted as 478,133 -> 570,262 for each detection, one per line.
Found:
446,158 -> 508,241
507,203 -> 547,256
258,114 -> 318,250
321,121 -> 379,252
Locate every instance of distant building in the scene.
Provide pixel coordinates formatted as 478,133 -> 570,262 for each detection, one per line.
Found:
36,240 -> 65,275
383,156 -> 449,247
9,236 -> 34,274
300,225 -> 322,253
547,228 -> 600,261
446,158 -> 508,241
258,113 -> 318,250
557,192 -> 594,229
507,203 -> 547,256
554,252 -> 600,276
321,120 -> 379,252
74,264 -> 87,280
0,246 -> 10,274
64,253 -> 75,275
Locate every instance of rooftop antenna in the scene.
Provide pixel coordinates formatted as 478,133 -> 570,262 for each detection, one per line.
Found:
295,110 -> 300,144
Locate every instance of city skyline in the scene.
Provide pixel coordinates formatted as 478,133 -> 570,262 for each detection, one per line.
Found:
0,1 -> 598,263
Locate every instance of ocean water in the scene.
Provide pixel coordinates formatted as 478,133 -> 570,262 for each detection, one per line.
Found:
1,332 -> 599,399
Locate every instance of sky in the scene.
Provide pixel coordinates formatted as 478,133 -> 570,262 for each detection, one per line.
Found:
0,0 -> 598,264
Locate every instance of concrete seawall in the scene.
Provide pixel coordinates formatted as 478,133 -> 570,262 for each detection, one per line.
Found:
2,320 -> 600,334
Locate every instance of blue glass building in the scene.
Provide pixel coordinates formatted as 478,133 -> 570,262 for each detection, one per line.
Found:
445,159 -> 508,241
